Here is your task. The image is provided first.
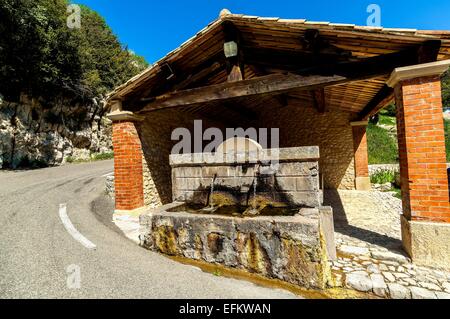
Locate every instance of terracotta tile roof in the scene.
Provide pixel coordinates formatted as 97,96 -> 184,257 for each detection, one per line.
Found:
106,11 -> 450,103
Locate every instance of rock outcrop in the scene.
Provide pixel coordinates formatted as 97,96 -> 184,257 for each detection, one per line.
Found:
0,94 -> 112,168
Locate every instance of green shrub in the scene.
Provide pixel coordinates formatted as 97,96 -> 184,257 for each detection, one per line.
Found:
367,123 -> 399,164
391,187 -> 402,199
66,151 -> 113,164
378,114 -> 396,126
440,119 -> 450,161
91,152 -> 114,161
382,104 -> 397,116
370,170 -> 395,184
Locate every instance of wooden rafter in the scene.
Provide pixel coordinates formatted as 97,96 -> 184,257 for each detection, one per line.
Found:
138,73 -> 347,113
243,47 -> 354,72
297,48 -> 422,80
243,40 -> 442,83
126,52 -> 226,108
358,85 -> 394,120
171,62 -> 223,91
357,40 -> 441,120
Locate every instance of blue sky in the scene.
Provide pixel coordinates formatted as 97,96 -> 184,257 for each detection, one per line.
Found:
75,0 -> 450,64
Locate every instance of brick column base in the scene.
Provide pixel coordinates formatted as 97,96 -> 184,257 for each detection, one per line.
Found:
351,121 -> 371,191
389,61 -> 450,269
112,120 -> 144,212
401,216 -> 450,269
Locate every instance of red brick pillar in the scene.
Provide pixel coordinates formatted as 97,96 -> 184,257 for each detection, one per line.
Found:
388,60 -> 450,269
108,101 -> 144,212
351,121 -> 371,190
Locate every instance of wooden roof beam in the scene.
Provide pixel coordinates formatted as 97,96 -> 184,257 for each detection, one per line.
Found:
243,40 -> 441,81
357,40 -> 441,120
243,47 -> 355,72
171,62 -> 223,91
296,45 -> 429,80
301,29 -> 353,57
138,73 -> 347,113
223,21 -> 244,82
358,85 -> 394,120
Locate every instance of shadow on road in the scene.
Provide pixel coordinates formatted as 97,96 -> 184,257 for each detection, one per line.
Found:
90,193 -> 123,237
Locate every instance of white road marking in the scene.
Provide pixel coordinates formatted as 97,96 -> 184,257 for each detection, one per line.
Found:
59,203 -> 97,250
101,172 -> 114,177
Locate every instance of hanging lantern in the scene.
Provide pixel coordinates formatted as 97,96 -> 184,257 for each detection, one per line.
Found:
224,41 -> 238,58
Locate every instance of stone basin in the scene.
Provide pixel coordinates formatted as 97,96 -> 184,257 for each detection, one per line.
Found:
140,202 -> 336,289
170,145 -> 324,209
140,141 -> 336,289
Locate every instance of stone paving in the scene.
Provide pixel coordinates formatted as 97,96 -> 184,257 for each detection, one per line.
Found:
113,213 -> 141,245
325,190 -> 450,299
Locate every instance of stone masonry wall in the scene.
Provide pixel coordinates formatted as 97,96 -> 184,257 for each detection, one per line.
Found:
141,206 -> 333,289
258,101 -> 356,189
138,101 -> 356,208
138,109 -> 224,208
171,152 -> 322,208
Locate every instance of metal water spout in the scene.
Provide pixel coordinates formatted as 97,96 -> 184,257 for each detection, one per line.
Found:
208,174 -> 217,208
243,165 -> 261,216
252,165 -> 259,210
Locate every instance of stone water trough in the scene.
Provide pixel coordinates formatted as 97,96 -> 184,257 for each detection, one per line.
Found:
140,139 -> 336,289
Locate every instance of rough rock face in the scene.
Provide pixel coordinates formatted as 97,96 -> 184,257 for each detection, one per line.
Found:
140,204 -> 336,289
0,95 -> 112,168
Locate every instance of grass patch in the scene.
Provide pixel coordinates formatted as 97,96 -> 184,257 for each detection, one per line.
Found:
367,122 -> 399,164
368,115 -> 450,164
370,170 -> 395,184
391,187 -> 402,199
370,169 -> 402,198
91,152 -> 114,161
66,151 -> 114,164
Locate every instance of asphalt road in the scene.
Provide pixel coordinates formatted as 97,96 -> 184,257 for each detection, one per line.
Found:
0,160 -> 297,299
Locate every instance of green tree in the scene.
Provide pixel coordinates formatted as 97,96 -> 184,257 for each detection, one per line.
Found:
442,70 -> 450,110
0,0 -> 147,103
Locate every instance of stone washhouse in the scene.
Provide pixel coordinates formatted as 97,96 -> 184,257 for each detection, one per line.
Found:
106,11 -> 450,287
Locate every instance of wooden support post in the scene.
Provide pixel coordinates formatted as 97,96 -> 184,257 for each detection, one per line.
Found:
223,21 -> 244,82
358,40 -> 441,120
312,89 -> 326,113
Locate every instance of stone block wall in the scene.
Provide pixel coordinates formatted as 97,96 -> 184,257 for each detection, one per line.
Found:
138,100 -> 357,208
141,206 -> 334,289
171,148 -> 322,208
138,109 -> 225,208
257,100 -> 356,189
